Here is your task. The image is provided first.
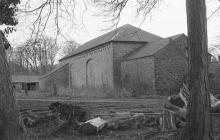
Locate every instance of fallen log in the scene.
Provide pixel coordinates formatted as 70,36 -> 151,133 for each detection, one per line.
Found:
47,118 -> 68,135
106,113 -> 147,130
22,110 -> 56,127
49,102 -> 90,122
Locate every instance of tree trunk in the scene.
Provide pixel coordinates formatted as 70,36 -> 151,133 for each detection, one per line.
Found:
0,33 -> 24,139
186,0 -> 213,139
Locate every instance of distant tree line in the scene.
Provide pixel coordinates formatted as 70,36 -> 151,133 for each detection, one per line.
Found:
7,36 -> 79,75
7,36 -> 58,75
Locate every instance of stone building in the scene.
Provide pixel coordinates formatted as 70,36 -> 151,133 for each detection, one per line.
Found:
40,24 -> 188,97
39,64 -> 69,95
209,60 -> 220,95
121,34 -> 188,96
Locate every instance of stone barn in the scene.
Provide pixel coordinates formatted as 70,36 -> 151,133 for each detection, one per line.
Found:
40,24 -> 188,97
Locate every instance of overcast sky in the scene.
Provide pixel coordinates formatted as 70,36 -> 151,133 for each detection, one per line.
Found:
5,0 -> 220,49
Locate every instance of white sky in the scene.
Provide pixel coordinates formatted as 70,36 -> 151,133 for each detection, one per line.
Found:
5,0 -> 220,48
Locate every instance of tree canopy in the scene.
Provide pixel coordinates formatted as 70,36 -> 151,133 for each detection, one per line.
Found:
0,0 -> 20,34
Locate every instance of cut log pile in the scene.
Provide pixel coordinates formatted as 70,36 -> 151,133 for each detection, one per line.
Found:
17,84 -> 220,139
21,102 -> 91,134
20,102 -> 163,135
21,110 -> 56,127
19,84 -> 220,137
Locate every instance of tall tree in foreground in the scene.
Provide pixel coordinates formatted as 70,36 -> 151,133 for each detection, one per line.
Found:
0,32 -> 24,140
0,0 -> 20,34
0,0 -> 24,140
186,0 -> 213,139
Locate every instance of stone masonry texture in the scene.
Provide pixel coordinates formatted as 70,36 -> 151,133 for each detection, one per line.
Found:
154,36 -> 188,95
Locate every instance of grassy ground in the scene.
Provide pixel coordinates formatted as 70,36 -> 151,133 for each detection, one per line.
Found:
15,90 -> 167,100
17,98 -> 166,140
17,97 -> 220,140
17,98 -> 166,116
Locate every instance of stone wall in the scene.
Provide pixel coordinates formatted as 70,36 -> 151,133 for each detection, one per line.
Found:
112,42 -> 146,90
121,56 -> 155,96
62,43 -> 114,97
209,62 -> 220,95
39,63 -> 70,95
154,36 -> 188,95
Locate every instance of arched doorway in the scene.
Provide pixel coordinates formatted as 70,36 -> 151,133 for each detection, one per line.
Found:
86,59 -> 95,87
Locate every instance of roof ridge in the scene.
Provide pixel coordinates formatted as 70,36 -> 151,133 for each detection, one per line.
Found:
40,63 -> 68,79
59,24 -> 162,61
110,24 -> 136,41
122,43 -> 147,60
124,33 -> 186,60
110,28 -> 121,41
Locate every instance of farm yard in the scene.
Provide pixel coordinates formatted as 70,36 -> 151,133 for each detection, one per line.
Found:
16,95 -> 220,140
17,98 -> 168,140
1,0 -> 220,139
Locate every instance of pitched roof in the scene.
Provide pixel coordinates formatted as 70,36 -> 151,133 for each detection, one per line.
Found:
12,75 -> 40,83
124,34 -> 186,60
39,63 -> 68,79
59,24 -> 162,61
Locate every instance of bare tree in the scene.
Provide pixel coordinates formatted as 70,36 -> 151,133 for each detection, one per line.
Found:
9,36 -> 59,74
18,0 -> 88,40
93,0 -> 161,28
7,47 -> 30,75
208,0 -> 220,53
40,36 -> 59,72
61,40 -> 79,57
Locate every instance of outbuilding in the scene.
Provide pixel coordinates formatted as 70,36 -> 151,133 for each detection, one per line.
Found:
12,75 -> 40,91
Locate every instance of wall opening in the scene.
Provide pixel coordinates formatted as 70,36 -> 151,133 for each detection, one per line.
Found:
86,58 -> 95,87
